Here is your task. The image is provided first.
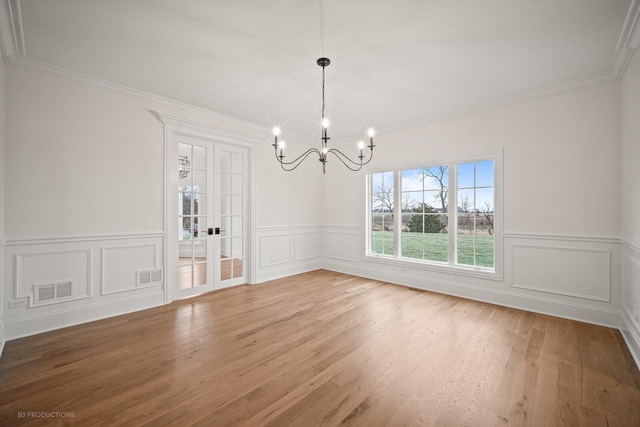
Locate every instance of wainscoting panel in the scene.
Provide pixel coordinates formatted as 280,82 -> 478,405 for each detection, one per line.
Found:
3,233 -> 165,339
621,240 -> 640,367
259,233 -> 291,268
16,249 -> 93,303
256,226 -> 322,282
323,227 -> 360,263
511,244 -> 611,302
0,240 -> 4,357
294,232 -> 321,262
102,244 -> 159,295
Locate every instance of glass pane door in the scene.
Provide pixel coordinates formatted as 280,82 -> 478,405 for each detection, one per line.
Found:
177,139 -> 214,298
216,144 -> 247,288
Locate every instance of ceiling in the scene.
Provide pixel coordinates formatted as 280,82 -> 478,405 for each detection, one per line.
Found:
1,0 -> 638,144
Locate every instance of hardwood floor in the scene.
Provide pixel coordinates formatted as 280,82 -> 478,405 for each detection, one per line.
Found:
1,270 -> 639,426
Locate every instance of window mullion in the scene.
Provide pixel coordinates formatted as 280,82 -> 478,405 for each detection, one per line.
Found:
393,170 -> 401,258
449,162 -> 457,265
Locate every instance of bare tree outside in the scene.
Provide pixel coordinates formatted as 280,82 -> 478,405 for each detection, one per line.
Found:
480,201 -> 494,236
422,166 -> 448,213
372,183 -> 415,230
458,195 -> 472,213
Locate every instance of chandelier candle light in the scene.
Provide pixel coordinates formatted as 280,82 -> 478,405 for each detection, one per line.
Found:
273,58 -> 375,173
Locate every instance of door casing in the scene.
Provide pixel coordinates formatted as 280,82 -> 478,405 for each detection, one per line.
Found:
157,113 -> 259,304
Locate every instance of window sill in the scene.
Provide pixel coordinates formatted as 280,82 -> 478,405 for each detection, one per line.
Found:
364,253 -> 503,281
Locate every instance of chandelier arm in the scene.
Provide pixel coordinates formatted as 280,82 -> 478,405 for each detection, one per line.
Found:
326,149 -> 369,172
274,147 -> 322,171
327,147 -> 374,167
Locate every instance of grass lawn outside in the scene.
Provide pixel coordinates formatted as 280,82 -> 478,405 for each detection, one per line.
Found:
371,231 -> 494,268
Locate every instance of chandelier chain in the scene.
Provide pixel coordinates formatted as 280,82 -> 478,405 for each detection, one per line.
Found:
322,65 -> 325,120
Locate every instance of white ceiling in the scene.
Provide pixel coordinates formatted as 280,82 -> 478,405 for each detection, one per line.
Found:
1,0 -> 639,144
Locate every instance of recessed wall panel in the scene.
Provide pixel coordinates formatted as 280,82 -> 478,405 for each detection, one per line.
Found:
17,250 -> 92,300
259,234 -> 291,267
512,244 -> 610,301
102,244 -> 158,295
294,232 -> 321,261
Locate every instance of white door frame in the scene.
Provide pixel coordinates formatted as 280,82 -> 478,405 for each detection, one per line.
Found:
156,113 -> 259,304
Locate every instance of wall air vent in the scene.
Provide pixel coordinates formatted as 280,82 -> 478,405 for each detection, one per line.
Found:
137,268 -> 163,287
33,281 -> 75,306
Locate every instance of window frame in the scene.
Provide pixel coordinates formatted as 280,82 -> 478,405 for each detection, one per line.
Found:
364,148 -> 503,280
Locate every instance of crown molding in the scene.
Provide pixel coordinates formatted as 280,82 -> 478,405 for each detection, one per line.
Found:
1,0 -> 638,137
0,0 -> 17,63
617,0 -> 640,51
6,54 -> 270,137
0,3 -> 269,135
378,69 -> 621,134
611,0 -> 640,79
0,0 -> 269,135
347,0 -> 640,135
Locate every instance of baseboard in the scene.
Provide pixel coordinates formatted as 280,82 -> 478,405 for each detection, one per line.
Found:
621,308 -> 640,368
4,291 -> 165,340
0,320 -> 5,358
323,260 -> 622,329
620,239 -> 640,367
256,260 -> 322,284
0,237 -> 4,357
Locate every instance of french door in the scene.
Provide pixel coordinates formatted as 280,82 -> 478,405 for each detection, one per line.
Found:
175,135 -> 248,299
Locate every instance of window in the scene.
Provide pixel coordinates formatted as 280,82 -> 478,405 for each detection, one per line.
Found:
456,160 -> 495,268
367,149 -> 501,277
400,166 -> 449,263
371,171 -> 394,256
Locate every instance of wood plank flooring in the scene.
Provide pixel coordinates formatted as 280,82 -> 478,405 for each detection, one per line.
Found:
1,270 -> 639,426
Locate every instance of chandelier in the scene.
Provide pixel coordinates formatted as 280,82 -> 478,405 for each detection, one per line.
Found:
273,58 -> 375,173
178,155 -> 190,179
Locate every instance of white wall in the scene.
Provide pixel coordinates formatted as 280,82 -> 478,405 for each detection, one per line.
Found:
255,139 -> 324,228
324,84 -> 621,236
254,134 -> 325,282
620,51 -> 640,360
2,65 -> 329,338
1,67 -> 276,339
0,61 -> 6,353
322,83 -> 624,333
6,67 -> 323,238
6,68 -> 164,237
621,53 -> 640,247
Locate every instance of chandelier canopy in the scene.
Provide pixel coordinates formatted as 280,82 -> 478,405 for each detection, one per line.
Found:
273,58 -> 375,173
